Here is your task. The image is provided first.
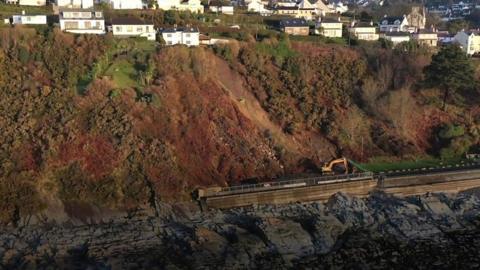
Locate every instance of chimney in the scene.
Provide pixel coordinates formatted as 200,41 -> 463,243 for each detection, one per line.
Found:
22,10 -> 25,15
370,20 -> 373,26
337,17 -> 341,22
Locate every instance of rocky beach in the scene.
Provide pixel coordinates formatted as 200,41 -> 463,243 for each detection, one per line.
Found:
2,190 -> 480,269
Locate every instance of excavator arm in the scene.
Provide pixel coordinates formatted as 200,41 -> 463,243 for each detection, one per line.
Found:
321,158 -> 350,175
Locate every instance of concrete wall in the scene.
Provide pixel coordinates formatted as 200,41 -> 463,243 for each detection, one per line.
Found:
202,169 -> 480,209
205,179 -> 377,209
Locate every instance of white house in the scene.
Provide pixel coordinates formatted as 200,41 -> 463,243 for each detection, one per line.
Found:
413,29 -> 438,47
108,0 -> 143,9
209,6 -> 234,15
111,17 -> 156,40
455,30 -> 480,55
348,21 -> 378,41
60,10 -> 105,34
156,0 -> 204,13
247,0 -> 271,15
275,0 -> 297,7
11,14 -> 47,25
328,2 -> 348,13
57,0 -> 94,9
379,15 -> 409,32
162,27 -> 199,46
5,0 -> 46,6
297,0 -> 332,16
316,17 -> 343,38
383,32 -> 410,45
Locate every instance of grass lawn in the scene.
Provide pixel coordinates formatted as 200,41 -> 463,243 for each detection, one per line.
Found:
0,3 -> 52,19
132,38 -> 157,52
360,157 -> 466,173
104,59 -> 139,89
78,38 -> 156,92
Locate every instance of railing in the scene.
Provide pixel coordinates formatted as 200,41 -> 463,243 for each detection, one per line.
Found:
204,172 -> 374,197
198,162 -> 480,199
383,161 -> 480,177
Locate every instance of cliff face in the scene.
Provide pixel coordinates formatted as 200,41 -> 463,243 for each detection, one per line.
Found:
2,28 -> 480,226
2,190 -> 480,269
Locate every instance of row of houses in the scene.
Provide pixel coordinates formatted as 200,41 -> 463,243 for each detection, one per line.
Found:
5,0 -> 130,9
3,0 -> 349,16
3,0 -> 203,12
5,8 -> 216,47
280,17 -> 438,46
279,14 -> 480,55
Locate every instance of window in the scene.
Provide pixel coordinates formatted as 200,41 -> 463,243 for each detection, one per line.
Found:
72,12 -> 79,18
95,12 -> 103,18
137,27 -> 143,32
186,40 -> 191,44
64,21 -> 79,29
146,26 -> 150,32
167,41 -> 173,45
116,26 -> 122,32
127,26 -> 133,33
185,33 -> 190,37
167,34 -> 172,37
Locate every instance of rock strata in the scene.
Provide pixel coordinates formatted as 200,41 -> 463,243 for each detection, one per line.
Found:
2,190 -> 480,269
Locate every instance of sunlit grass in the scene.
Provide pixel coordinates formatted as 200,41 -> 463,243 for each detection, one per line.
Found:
361,157 -> 466,173
104,58 -> 139,89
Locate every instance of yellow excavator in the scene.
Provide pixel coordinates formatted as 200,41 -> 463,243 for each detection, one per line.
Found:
321,157 -> 355,175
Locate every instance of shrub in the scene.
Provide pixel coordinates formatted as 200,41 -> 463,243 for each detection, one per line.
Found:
0,173 -> 44,225
56,163 -> 121,207
438,124 -> 465,139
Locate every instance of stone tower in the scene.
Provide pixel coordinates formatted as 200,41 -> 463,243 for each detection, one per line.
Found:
407,6 -> 426,31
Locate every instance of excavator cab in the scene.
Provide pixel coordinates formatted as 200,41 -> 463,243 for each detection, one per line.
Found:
321,157 -> 355,175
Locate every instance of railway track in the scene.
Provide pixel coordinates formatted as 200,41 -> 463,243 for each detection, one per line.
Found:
196,162 -> 480,210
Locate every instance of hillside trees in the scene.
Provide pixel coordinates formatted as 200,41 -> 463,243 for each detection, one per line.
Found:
424,45 -> 475,111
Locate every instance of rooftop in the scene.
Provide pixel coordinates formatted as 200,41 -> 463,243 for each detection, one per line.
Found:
417,29 -> 438,34
352,21 -> 375,28
384,32 -> 410,37
319,17 -> 341,23
380,16 -> 405,25
162,27 -> 199,33
280,18 -> 309,27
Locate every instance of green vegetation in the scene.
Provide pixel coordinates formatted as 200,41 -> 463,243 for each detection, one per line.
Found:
255,37 -> 297,65
105,59 -> 140,89
289,35 -> 347,45
424,45 -> 476,111
361,157 -> 465,173
0,2 -> 52,19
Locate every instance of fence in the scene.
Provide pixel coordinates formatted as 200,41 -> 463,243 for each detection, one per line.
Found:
205,172 -> 374,197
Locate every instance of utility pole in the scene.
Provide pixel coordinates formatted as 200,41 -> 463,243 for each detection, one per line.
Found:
361,136 -> 364,161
